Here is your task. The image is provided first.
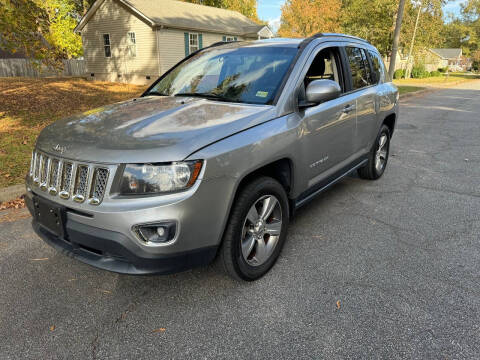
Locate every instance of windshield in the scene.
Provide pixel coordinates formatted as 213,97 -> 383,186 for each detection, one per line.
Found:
147,45 -> 297,105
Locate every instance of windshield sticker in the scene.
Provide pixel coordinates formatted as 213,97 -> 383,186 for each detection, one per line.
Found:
256,91 -> 268,98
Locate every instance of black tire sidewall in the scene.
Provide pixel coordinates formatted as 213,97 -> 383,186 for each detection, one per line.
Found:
226,177 -> 289,281
373,125 -> 391,178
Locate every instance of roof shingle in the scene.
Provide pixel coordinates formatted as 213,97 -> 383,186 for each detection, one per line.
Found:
122,0 -> 265,35
430,48 -> 462,59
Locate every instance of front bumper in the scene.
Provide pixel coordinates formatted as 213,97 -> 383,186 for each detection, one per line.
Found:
27,194 -> 217,274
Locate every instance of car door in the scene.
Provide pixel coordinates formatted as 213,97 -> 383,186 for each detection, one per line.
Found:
299,46 -> 358,188
343,46 -> 378,154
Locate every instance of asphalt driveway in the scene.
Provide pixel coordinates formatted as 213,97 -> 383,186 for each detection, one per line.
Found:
1,81 -> 479,359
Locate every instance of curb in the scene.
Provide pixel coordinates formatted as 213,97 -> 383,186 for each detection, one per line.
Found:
0,184 -> 25,203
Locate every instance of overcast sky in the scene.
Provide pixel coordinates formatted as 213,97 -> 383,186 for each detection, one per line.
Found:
258,0 -> 467,34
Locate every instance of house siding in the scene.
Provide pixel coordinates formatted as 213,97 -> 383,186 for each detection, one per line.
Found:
157,28 -> 244,74
81,0 -> 159,84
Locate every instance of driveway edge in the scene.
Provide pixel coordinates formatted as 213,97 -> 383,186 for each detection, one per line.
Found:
0,184 -> 25,203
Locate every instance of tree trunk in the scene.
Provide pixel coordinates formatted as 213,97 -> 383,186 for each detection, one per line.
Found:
388,0 -> 407,80
405,2 -> 423,79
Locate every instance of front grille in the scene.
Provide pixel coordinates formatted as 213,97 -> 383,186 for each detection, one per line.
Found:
73,165 -> 89,200
91,168 -> 109,203
49,159 -> 60,188
29,150 -> 110,205
61,162 -> 73,194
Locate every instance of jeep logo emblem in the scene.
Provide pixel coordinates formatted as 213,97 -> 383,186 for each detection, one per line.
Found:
52,144 -> 67,154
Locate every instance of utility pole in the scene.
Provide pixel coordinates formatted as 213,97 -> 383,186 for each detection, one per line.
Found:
388,0 -> 407,80
405,1 -> 423,78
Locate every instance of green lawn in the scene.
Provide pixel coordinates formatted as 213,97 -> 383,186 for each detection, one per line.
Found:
393,73 -> 480,87
397,85 -> 425,95
0,78 -> 147,188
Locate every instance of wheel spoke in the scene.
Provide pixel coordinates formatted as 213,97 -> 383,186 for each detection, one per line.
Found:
375,157 -> 382,170
241,234 -> 256,259
378,135 -> 387,150
253,238 -> 268,264
246,205 -> 259,224
259,196 -> 277,221
265,220 -> 282,236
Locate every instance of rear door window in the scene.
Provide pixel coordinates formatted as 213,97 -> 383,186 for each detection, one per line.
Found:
367,49 -> 385,83
345,47 -> 373,90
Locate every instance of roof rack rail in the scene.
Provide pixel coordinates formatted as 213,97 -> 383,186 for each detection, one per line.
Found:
309,33 -> 370,43
298,32 -> 369,49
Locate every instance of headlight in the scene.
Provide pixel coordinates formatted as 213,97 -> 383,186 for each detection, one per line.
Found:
119,160 -> 203,195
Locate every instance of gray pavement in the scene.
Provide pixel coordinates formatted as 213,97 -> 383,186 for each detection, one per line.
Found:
1,81 -> 480,359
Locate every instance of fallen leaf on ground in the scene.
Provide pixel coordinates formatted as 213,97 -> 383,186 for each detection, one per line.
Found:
336,300 -> 341,309
153,328 -> 166,333
50,325 -> 55,331
101,289 -> 112,294
30,258 -> 49,261
0,197 -> 26,210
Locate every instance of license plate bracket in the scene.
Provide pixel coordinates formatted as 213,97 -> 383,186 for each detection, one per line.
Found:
33,196 -> 65,237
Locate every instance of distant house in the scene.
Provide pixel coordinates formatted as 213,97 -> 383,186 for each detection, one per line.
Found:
424,48 -> 463,72
75,0 -> 273,84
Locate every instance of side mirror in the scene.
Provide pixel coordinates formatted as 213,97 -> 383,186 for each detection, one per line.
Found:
303,79 -> 341,107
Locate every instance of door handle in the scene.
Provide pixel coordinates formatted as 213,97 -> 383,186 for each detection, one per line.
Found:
343,104 -> 356,114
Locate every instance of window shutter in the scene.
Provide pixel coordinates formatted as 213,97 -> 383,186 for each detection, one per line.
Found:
222,36 -> 226,42
184,32 -> 189,56
234,37 -> 237,41
198,34 -> 203,49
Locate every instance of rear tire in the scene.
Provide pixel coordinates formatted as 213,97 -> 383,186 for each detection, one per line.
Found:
219,177 -> 289,281
358,124 -> 390,180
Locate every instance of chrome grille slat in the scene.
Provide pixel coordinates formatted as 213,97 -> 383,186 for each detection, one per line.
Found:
40,155 -> 49,190
29,151 -> 111,205
29,152 -> 35,176
33,152 -> 41,185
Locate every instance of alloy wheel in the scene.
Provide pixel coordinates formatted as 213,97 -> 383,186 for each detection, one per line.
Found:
375,133 -> 389,173
241,195 -> 283,267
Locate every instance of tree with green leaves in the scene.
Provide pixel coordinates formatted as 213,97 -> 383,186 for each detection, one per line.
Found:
44,0 -> 83,58
342,0 -> 398,56
0,0 -> 57,64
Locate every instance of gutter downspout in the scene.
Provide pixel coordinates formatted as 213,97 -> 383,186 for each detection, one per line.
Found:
155,26 -> 163,77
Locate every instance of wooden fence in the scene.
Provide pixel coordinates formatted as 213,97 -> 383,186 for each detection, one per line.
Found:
0,59 -> 86,78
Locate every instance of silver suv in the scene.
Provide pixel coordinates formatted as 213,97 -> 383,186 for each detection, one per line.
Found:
25,34 -> 398,281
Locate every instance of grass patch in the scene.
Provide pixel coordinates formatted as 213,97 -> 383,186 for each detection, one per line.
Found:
397,85 -> 425,95
394,73 -> 480,87
0,77 -> 147,188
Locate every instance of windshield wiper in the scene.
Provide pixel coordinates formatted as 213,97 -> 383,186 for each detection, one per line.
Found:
146,91 -> 169,96
174,92 -> 231,102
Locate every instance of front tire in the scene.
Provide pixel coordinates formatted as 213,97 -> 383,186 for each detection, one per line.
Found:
358,124 -> 391,180
219,177 -> 289,281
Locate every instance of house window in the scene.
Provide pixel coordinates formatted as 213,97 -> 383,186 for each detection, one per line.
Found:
103,34 -> 111,58
127,32 -> 136,57
189,33 -> 199,52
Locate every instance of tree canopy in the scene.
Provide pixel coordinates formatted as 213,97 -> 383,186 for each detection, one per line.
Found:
278,0 -> 342,37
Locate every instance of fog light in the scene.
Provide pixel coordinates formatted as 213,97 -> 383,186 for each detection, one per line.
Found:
156,227 -> 165,237
134,222 -> 177,244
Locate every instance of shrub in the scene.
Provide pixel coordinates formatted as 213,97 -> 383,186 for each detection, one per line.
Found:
438,67 -> 447,73
411,65 -> 429,79
430,70 -> 441,77
393,69 -> 405,79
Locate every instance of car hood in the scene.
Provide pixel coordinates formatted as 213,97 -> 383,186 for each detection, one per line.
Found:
36,95 -> 275,163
